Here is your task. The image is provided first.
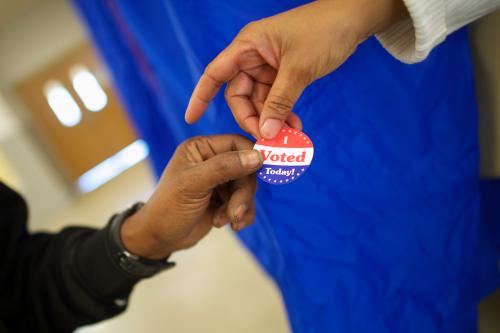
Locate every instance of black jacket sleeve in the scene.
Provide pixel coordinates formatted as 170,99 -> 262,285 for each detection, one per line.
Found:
0,182 -> 141,332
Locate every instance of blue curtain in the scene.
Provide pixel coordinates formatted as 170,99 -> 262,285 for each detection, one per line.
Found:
74,1 -> 500,332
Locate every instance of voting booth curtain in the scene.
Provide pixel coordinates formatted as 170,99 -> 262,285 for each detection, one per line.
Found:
74,1 -> 500,332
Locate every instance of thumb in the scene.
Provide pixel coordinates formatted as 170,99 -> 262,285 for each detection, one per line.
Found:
184,150 -> 262,192
260,62 -> 309,139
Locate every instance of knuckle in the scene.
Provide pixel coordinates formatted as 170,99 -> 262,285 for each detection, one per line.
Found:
178,136 -> 205,161
180,136 -> 202,149
266,94 -> 294,117
239,21 -> 259,35
203,64 -> 223,88
204,62 -> 214,74
204,62 -> 215,76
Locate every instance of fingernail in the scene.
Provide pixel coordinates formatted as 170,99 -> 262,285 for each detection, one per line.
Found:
261,119 -> 281,139
233,204 -> 248,222
240,150 -> 262,169
213,211 -> 227,227
184,102 -> 192,123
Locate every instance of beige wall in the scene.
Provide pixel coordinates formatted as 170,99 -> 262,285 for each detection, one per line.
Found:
470,10 -> 500,178
0,94 -> 21,189
0,0 -> 86,85
0,0 -> 86,228
0,149 -> 21,190
0,93 -> 18,141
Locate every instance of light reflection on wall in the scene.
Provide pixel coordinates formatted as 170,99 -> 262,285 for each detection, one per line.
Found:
44,80 -> 82,127
77,140 -> 149,193
70,65 -> 108,112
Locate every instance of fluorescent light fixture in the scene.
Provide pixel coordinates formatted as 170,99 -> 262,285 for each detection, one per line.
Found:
70,65 -> 108,112
44,81 -> 82,127
77,140 -> 149,193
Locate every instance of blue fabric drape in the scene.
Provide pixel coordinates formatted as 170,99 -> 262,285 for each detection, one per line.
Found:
74,1 -> 500,332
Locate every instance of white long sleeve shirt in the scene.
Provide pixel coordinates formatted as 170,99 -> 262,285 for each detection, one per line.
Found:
376,0 -> 500,63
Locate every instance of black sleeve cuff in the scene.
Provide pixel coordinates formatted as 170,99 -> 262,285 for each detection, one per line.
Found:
74,225 -> 140,302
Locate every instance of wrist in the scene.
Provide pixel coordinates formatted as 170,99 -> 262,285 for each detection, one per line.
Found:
121,205 -> 173,260
345,0 -> 409,42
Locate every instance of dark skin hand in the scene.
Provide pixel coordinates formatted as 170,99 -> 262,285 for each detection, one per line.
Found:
120,135 -> 263,260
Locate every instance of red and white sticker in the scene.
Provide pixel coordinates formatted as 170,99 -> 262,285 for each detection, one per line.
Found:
253,129 -> 314,185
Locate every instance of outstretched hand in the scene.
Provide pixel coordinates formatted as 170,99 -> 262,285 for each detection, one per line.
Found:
185,0 -> 408,139
121,135 -> 263,259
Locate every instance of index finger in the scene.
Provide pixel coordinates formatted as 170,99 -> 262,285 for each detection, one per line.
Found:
179,134 -> 255,163
184,42 -> 255,124
207,134 -> 255,153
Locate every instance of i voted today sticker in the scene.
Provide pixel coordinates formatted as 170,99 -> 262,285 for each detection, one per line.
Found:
254,128 -> 314,185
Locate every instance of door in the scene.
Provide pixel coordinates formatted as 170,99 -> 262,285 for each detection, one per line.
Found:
16,43 -> 138,184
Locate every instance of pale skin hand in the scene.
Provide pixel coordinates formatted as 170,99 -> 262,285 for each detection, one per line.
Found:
185,0 -> 408,139
120,135 -> 263,260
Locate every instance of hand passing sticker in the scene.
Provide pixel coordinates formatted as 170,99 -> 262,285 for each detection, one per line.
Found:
253,129 -> 314,185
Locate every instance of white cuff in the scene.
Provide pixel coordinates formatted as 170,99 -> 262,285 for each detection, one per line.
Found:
376,0 -> 500,64
376,0 -> 447,64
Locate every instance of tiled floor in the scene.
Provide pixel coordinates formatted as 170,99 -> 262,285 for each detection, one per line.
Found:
39,162 -> 290,333
35,161 -> 499,332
